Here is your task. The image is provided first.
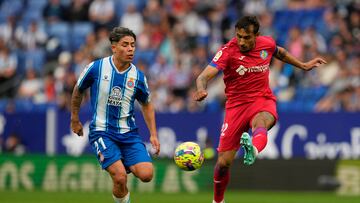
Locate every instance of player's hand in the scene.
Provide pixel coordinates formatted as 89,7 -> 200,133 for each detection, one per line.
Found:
193,89 -> 208,101
150,135 -> 160,156
303,57 -> 327,71
71,119 -> 83,136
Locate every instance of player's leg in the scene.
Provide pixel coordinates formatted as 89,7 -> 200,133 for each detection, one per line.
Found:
123,140 -> 153,182
214,106 -> 248,203
213,150 -> 237,203
241,111 -> 275,165
90,133 -> 129,203
251,111 -> 276,153
129,162 -> 154,182
107,161 -> 131,203
241,97 -> 278,165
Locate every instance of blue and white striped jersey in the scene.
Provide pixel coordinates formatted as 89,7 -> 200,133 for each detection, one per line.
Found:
77,56 -> 150,135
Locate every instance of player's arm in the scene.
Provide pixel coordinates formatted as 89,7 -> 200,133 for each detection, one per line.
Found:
194,65 -> 219,101
140,102 -> 160,155
70,85 -> 85,136
274,46 -> 327,71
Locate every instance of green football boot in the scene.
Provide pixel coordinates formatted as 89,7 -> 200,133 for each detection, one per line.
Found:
240,132 -> 256,165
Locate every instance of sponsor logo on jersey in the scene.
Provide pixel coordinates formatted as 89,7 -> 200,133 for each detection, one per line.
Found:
236,65 -> 247,76
213,50 -> 223,62
236,64 -> 269,76
239,56 -> 245,60
108,86 -> 122,106
260,50 -> 268,59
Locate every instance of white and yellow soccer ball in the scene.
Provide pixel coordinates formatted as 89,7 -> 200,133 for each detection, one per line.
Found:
174,142 -> 204,171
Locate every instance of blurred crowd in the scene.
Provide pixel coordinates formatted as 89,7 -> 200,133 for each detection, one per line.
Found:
0,0 -> 358,113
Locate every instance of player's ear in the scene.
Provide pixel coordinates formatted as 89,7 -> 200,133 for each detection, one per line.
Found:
255,32 -> 260,37
111,43 -> 116,53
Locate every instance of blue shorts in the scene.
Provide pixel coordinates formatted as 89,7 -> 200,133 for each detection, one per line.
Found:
89,131 -> 152,170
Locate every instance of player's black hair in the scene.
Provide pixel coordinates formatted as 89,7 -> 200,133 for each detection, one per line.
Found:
109,27 -> 136,44
235,16 -> 260,34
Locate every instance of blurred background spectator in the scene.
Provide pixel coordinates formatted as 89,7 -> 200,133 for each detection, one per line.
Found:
0,0 -> 358,113
3,132 -> 26,155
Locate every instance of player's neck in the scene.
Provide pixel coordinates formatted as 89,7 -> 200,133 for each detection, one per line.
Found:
112,57 -> 131,72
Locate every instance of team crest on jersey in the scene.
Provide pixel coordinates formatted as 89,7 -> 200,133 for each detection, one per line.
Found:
108,86 -> 122,106
260,50 -> 268,59
213,50 -> 222,62
127,78 -> 135,88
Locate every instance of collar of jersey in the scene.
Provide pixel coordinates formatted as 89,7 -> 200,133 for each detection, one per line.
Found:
109,55 -> 133,74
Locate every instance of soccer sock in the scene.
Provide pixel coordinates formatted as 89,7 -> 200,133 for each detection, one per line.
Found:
252,127 -> 268,153
213,163 -> 230,202
112,192 -> 130,203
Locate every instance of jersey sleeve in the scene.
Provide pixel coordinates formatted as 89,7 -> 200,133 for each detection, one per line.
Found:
76,61 -> 97,92
136,73 -> 151,104
209,46 -> 230,70
264,36 -> 277,55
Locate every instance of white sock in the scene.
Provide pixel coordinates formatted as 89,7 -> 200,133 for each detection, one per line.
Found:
212,200 -> 225,203
112,192 -> 130,203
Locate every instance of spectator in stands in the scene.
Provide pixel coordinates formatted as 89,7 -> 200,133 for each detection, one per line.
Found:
0,15 -> 19,48
15,21 -> 48,51
243,0 -> 266,16
168,59 -> 191,99
17,68 -> 43,100
44,73 -> 56,102
4,132 -> 25,155
120,3 -> 144,35
93,27 -> 112,58
80,32 -> 97,58
259,11 -> 277,37
0,41 -> 18,98
43,0 -> 67,24
89,0 -> 115,30
347,8 -> 360,44
73,49 -> 92,77
65,0 -> 90,22
303,26 -> 327,54
0,0 -> 357,113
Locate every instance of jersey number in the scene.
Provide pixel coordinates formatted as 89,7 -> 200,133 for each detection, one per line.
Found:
221,123 -> 228,137
94,137 -> 107,154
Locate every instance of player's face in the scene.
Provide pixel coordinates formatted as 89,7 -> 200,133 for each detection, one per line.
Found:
111,36 -> 135,63
236,26 -> 258,52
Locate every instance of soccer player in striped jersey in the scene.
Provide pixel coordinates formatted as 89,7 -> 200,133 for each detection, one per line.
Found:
194,16 -> 326,203
71,27 -> 160,203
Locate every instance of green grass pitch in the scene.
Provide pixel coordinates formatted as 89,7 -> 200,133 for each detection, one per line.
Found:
0,190 -> 359,203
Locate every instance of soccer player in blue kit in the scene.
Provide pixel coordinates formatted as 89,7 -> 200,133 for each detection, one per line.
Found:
71,27 -> 160,203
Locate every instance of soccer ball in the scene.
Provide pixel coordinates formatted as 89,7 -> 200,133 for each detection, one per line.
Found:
174,142 -> 204,171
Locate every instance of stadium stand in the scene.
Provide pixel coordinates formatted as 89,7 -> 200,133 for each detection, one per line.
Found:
0,0 -> 358,113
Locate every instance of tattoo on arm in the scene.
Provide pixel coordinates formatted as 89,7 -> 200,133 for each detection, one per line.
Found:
197,76 -> 208,91
71,86 -> 84,120
276,47 -> 287,61
275,46 -> 305,69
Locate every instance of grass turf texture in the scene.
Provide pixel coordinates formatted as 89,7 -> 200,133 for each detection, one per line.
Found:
0,190 -> 358,203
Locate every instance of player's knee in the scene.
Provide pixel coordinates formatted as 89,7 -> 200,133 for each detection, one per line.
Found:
217,158 -> 232,168
113,173 -> 127,186
138,171 -> 153,182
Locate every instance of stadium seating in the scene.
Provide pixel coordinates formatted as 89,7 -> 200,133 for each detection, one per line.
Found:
70,22 -> 94,51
